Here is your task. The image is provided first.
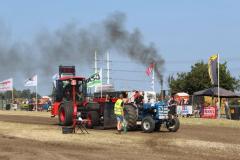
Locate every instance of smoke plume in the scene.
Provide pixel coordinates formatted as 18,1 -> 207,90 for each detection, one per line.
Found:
0,12 -> 164,93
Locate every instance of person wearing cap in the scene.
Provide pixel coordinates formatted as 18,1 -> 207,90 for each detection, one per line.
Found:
114,94 -> 124,134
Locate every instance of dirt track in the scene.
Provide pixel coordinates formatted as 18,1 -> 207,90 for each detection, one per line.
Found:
0,112 -> 240,160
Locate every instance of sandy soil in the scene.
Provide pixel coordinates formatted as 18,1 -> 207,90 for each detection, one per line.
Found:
0,111 -> 240,160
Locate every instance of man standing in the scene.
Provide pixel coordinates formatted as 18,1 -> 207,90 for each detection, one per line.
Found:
114,94 -> 124,134
224,99 -> 230,119
215,99 -> 220,118
168,96 -> 177,115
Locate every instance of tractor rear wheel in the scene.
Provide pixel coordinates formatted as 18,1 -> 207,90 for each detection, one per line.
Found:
124,104 -> 138,131
86,111 -> 99,128
58,101 -> 73,126
141,116 -> 155,133
166,117 -> 180,132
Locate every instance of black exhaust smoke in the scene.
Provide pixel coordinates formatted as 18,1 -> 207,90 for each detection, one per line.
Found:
0,12 -> 164,90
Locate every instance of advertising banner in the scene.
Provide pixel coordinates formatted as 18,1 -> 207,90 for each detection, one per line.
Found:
182,105 -> 193,115
208,54 -> 218,85
176,105 -> 193,116
0,78 -> 13,92
201,106 -> 216,119
86,70 -> 102,88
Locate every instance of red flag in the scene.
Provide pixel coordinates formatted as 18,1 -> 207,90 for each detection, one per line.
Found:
146,63 -> 154,76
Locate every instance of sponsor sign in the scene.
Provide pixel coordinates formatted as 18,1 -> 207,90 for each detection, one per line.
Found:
176,105 -> 193,115
86,70 -> 102,88
0,78 -> 13,91
201,106 -> 216,119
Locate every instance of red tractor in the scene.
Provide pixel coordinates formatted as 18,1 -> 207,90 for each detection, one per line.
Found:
51,66 -> 138,130
51,66 -> 90,128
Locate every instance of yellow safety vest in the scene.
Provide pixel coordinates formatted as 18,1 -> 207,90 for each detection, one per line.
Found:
114,99 -> 123,115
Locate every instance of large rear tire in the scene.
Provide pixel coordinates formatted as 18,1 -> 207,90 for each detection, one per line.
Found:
141,116 -> 155,133
86,102 -> 100,111
124,104 -> 138,130
86,111 -> 99,128
58,101 -> 73,126
166,117 -> 180,132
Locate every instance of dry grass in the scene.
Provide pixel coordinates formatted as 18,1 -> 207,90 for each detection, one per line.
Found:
0,121 -> 240,156
171,138 -> 240,155
0,110 -> 50,117
180,117 -> 240,128
0,121 -> 148,150
1,110 -> 240,128
1,111 -> 240,159
0,111 -> 240,160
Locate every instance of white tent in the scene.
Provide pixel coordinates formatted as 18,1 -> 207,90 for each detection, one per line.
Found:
175,92 -> 189,97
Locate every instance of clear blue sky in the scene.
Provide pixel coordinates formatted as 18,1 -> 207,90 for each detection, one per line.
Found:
0,0 -> 240,95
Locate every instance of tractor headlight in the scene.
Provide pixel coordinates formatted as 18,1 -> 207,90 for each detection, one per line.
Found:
154,109 -> 157,112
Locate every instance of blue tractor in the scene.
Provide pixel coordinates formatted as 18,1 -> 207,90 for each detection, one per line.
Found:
124,101 -> 180,133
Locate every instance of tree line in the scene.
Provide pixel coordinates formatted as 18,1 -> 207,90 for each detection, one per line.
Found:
0,89 -> 41,100
168,61 -> 240,95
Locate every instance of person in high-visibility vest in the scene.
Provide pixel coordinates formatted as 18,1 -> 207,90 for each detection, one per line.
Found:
114,94 -> 124,134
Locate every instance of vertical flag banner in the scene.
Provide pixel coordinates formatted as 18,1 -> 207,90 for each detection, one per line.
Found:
208,55 -> 218,85
0,78 -> 13,92
146,63 -> 154,76
24,75 -> 38,86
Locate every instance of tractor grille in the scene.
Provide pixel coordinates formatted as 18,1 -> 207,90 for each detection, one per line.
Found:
158,105 -> 169,119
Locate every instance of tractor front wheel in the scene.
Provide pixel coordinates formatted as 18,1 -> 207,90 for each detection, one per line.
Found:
166,117 -> 180,132
141,116 -> 155,133
58,101 -> 73,126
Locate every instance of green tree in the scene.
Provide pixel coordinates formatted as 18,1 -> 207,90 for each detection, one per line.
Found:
30,92 -> 41,99
20,89 -> 32,99
0,89 -> 41,100
168,61 -> 240,95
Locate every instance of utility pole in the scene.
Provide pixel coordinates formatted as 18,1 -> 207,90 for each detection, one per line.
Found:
107,51 -> 110,84
152,66 -> 155,92
160,78 -> 163,100
217,53 -> 220,118
94,50 -> 97,92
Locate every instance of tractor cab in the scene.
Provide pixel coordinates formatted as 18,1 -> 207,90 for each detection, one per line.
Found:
54,76 -> 87,103
51,66 -> 87,123
53,65 -> 87,103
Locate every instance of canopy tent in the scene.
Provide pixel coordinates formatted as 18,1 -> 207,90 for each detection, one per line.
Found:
193,87 -> 240,119
174,92 -> 190,104
193,87 -> 240,98
175,92 -> 189,97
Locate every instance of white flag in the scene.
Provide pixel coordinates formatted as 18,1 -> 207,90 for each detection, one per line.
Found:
0,78 -> 13,91
25,75 -> 37,87
52,73 -> 59,81
52,73 -> 59,87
